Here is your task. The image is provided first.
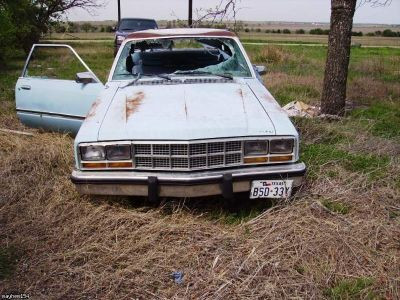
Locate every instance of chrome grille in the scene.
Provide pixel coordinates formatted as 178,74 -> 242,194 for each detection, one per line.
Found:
226,141 -> 241,152
135,144 -> 151,155
154,157 -> 170,168
190,143 -> 206,155
153,144 -> 170,155
208,142 -> 224,154
171,144 -> 188,156
226,153 -> 241,164
132,140 -> 243,171
172,157 -> 189,169
135,157 -> 152,168
190,156 -> 207,168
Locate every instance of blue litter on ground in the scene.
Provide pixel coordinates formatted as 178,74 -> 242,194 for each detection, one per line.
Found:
171,271 -> 184,284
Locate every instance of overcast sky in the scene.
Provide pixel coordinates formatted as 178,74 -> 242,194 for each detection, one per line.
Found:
66,0 -> 400,24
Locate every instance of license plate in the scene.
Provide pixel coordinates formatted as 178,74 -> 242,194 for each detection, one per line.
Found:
250,180 -> 293,199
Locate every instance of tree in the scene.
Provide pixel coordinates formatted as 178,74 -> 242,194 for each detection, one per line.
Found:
0,0 -> 104,57
321,0 -> 391,115
0,1 -> 16,63
193,0 -> 391,115
81,22 -> 93,32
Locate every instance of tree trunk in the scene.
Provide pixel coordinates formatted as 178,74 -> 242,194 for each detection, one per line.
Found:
321,0 -> 357,116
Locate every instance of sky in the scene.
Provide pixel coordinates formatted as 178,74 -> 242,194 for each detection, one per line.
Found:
66,0 -> 400,24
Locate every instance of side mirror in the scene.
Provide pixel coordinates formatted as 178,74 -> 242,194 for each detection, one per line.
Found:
76,72 -> 96,84
255,65 -> 267,76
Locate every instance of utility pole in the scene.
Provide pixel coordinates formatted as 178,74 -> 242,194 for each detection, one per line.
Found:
118,0 -> 121,23
188,0 -> 193,27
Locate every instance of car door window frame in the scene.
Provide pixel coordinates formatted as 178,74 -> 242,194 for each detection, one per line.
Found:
21,44 -> 102,84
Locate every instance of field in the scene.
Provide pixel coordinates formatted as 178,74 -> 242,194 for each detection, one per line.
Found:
45,31 -> 400,47
0,36 -> 399,299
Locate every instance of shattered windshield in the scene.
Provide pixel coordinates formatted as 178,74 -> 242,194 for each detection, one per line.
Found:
112,37 -> 252,80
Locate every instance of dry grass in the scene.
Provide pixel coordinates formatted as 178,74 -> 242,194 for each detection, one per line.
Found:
1,41 -> 400,299
347,77 -> 400,105
251,46 -> 289,64
0,109 -> 399,299
352,58 -> 386,76
264,72 -> 323,90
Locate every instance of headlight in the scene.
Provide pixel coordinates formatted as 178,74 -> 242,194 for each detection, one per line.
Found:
106,145 -> 132,160
270,139 -> 294,154
116,35 -> 125,43
80,145 -> 105,161
244,141 -> 268,156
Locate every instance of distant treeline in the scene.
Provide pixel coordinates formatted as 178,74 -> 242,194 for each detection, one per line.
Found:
50,22 -> 116,33
243,27 -> 400,37
51,21 -> 400,38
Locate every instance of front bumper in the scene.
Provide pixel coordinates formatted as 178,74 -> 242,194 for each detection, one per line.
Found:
71,162 -> 306,198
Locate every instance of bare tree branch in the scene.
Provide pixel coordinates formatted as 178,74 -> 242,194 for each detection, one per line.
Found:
357,0 -> 392,8
33,0 -> 106,20
194,0 -> 241,31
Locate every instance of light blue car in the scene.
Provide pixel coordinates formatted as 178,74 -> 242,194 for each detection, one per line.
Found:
16,28 -> 306,201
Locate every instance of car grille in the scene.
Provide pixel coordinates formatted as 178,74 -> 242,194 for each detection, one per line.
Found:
133,141 -> 243,170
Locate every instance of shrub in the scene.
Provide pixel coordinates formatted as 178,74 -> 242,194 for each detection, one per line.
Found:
295,29 -> 305,34
351,31 -> 363,36
382,29 -> 397,37
310,28 -> 324,35
253,46 -> 284,64
283,29 -> 291,34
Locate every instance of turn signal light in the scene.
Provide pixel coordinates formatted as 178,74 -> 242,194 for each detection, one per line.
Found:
108,162 -> 133,168
269,155 -> 293,162
244,157 -> 268,164
82,162 -> 107,168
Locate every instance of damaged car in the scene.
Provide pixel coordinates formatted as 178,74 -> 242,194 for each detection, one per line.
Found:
15,29 -> 306,201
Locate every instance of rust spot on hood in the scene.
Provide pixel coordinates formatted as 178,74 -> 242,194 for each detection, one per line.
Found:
184,101 -> 188,119
237,88 -> 246,114
126,91 -> 145,120
261,93 -> 286,114
86,98 -> 101,120
262,94 -> 274,103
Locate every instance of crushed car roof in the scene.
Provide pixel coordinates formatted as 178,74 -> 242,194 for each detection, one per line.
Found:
126,28 -> 237,39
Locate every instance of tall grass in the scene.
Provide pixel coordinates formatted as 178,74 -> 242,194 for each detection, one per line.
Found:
0,41 -> 399,298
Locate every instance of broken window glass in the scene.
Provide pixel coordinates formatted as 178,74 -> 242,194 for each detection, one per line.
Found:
113,37 -> 252,80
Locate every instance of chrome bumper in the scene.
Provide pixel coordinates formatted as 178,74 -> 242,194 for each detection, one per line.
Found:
71,162 -> 306,198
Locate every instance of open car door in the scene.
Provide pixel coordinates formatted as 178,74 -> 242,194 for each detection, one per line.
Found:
15,44 -> 104,135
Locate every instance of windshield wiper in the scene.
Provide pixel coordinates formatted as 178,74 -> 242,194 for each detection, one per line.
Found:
173,70 -> 233,80
122,73 -> 171,88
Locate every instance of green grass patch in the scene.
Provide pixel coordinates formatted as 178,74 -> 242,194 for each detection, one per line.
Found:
321,199 -> 350,214
325,277 -> 376,300
301,143 -> 389,180
350,102 -> 400,138
272,84 -> 320,106
0,246 -> 18,280
293,118 -> 348,145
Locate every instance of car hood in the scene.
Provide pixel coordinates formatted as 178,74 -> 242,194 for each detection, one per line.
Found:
97,82 -> 276,141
